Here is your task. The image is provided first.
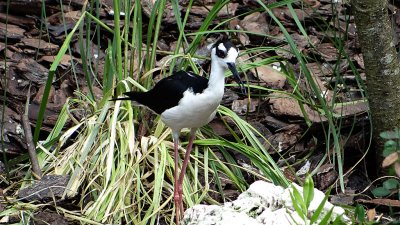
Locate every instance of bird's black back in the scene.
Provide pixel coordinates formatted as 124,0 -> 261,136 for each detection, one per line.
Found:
124,71 -> 209,114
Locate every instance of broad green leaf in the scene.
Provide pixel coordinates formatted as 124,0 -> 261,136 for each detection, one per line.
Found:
380,130 -> 400,139
383,178 -> 400,190
383,140 -> 398,156
371,187 -> 391,197
354,204 -> 366,223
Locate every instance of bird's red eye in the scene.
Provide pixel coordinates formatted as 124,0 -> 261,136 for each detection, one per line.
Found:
216,49 -> 226,58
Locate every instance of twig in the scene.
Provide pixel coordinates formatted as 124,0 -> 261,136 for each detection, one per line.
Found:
21,84 -> 42,178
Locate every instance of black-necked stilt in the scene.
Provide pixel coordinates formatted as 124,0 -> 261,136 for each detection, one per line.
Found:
113,39 -> 245,224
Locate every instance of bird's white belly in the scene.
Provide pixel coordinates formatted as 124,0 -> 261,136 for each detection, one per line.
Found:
161,89 -> 223,132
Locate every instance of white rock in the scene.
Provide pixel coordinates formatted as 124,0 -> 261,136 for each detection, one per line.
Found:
183,181 -> 349,225
257,208 -> 300,225
227,181 -> 284,213
183,205 -> 262,225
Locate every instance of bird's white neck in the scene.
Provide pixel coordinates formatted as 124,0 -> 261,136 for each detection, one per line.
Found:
206,58 -> 226,97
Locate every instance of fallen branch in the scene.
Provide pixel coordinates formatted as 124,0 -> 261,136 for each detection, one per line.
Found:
22,84 -> 42,178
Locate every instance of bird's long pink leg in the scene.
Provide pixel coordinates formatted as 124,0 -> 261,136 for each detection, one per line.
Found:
172,133 -> 181,225
177,128 -> 197,217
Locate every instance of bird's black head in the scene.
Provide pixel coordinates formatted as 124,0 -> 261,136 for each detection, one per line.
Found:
210,39 -> 246,95
211,39 -> 238,59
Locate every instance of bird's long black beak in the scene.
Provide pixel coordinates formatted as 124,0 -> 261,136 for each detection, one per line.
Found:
227,63 -> 246,95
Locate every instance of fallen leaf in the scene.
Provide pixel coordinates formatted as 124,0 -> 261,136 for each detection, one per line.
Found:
13,58 -> 49,84
262,116 -> 289,131
18,37 -> 59,53
191,3 -> 238,18
313,42 -> 340,61
330,191 -> 355,205
39,54 -> 76,68
382,152 -> 399,168
395,162 -> 400,177
307,62 -> 332,77
367,208 -> 376,222
269,93 -> 327,122
232,98 -> 259,115
353,54 -> 365,69
64,10 -> 82,22
0,22 -> 25,41
0,13 -> 35,28
229,19 -> 250,45
251,63 -> 287,89
264,124 -> 303,153
333,101 -> 369,117
304,0 -> 320,8
209,120 -> 231,137
240,12 -> 268,35
315,163 -> 337,190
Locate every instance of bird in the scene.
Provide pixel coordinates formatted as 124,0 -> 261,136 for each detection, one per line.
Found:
112,38 -> 245,225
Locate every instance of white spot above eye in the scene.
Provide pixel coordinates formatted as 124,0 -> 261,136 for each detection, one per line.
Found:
218,43 -> 227,52
224,48 -> 239,63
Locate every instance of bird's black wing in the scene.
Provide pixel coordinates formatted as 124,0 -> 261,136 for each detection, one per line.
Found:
123,71 -> 209,114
